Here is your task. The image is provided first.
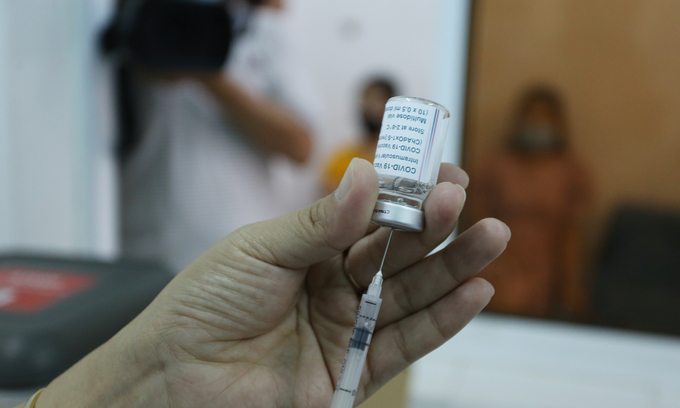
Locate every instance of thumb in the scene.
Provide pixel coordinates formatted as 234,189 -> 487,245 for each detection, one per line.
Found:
233,158 -> 379,269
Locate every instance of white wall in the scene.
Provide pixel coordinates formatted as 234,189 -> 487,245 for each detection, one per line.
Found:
0,0 -> 117,259
0,0 -> 10,251
283,0 -> 470,165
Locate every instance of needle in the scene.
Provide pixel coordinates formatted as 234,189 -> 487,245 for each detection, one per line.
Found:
378,228 -> 394,274
331,232 -> 390,408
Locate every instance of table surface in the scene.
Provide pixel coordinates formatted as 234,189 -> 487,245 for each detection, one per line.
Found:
407,313 -> 680,408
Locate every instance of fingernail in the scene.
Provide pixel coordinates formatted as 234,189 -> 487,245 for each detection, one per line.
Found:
502,221 -> 512,240
460,170 -> 470,189
455,183 -> 467,203
335,158 -> 355,201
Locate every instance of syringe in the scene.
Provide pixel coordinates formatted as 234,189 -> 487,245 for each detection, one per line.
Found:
330,229 -> 394,408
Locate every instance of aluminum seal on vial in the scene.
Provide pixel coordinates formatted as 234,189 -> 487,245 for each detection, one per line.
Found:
371,96 -> 451,232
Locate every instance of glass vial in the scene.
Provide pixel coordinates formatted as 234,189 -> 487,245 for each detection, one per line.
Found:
371,96 -> 450,231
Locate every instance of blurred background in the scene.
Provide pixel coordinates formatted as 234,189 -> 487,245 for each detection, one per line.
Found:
1,0 -> 679,407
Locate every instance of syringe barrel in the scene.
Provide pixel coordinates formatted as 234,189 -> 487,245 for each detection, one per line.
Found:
330,294 -> 382,408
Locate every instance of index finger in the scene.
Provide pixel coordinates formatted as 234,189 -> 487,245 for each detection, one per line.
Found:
344,162 -> 470,287
437,162 -> 469,188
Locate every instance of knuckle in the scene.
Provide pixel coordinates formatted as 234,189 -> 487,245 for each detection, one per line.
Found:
391,277 -> 419,316
298,203 -> 326,238
308,201 -> 329,232
296,201 -> 342,252
427,306 -> 448,341
392,322 -> 414,365
230,224 -> 280,263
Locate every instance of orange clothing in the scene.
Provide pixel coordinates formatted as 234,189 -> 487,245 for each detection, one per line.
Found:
323,144 -> 376,193
471,150 -> 590,317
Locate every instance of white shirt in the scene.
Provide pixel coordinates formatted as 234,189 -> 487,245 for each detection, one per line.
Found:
120,8 -> 321,273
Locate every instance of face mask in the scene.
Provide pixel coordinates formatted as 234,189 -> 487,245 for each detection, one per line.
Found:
514,123 -> 561,152
362,113 -> 383,134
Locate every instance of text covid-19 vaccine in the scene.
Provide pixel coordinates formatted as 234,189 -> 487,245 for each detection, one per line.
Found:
371,96 -> 450,232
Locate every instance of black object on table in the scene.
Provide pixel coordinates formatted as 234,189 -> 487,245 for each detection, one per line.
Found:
593,205 -> 680,336
0,254 -> 172,389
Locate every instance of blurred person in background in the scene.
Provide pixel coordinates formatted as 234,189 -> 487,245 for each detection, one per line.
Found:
322,78 -> 397,194
470,86 -> 591,319
118,0 -> 319,273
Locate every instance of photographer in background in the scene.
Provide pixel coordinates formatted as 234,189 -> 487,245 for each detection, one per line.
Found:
105,0 -> 317,273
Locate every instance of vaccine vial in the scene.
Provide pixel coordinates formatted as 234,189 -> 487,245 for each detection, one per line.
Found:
371,96 -> 450,232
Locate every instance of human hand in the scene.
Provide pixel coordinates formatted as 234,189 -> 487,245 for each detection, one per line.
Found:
134,69 -> 313,163
37,159 -> 509,408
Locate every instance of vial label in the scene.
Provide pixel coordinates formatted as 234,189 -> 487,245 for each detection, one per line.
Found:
373,100 -> 445,182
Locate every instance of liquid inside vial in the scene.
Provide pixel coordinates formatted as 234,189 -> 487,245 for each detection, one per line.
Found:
378,176 -> 435,208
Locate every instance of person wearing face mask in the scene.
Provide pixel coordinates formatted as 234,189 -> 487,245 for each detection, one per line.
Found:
469,86 -> 592,319
322,78 -> 397,194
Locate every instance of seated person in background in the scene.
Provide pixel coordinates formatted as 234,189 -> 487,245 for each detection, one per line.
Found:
16,160 -> 510,408
470,86 -> 591,319
322,78 -> 397,194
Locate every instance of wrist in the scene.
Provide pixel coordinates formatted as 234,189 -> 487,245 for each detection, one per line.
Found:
36,317 -> 168,408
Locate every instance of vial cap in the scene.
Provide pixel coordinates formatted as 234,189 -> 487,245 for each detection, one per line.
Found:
371,200 -> 424,232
